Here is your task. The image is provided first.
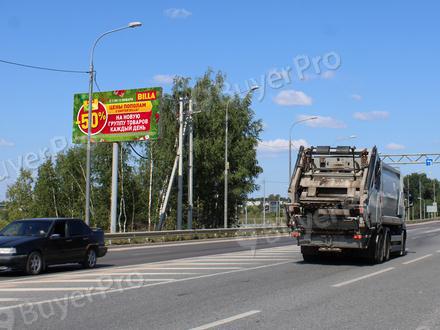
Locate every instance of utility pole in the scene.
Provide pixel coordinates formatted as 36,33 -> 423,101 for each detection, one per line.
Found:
419,176 -> 422,220
407,176 -> 410,221
148,143 -> 153,231
110,143 -> 119,233
177,98 -> 184,230
224,98 -> 229,229
188,99 -> 194,230
244,201 -> 248,226
277,195 -> 281,226
263,179 -> 266,226
85,22 -> 142,226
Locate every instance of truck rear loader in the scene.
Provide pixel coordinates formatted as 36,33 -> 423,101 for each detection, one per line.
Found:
285,146 -> 406,264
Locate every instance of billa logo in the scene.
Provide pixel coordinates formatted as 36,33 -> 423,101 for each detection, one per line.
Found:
136,90 -> 157,101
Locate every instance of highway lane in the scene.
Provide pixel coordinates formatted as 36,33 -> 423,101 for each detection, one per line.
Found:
0,233 -> 293,281
0,221 -> 439,329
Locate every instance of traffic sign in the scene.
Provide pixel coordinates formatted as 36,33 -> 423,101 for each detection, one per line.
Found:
426,158 -> 433,166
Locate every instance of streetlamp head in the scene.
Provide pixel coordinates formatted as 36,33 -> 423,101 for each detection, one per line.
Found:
250,85 -> 259,92
310,116 -> 318,120
128,21 -> 143,28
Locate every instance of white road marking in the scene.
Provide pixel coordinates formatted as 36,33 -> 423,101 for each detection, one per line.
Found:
109,235 -> 288,252
189,258 -> 291,261
122,267 -> 243,270
402,254 -> 433,265
332,267 -> 395,288
0,298 -> 24,302
189,310 -> 261,330
436,250 -> 440,253
1,278 -> 175,284
0,287 -> 111,292
0,260 -> 292,312
147,262 -> 260,266
419,228 -> 440,235
62,272 -> 200,277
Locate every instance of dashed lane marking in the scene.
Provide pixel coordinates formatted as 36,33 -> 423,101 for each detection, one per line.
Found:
402,254 -> 433,265
332,267 -> 395,288
189,310 -> 261,330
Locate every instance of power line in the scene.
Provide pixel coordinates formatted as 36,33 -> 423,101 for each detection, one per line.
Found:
0,58 -> 89,74
128,142 -> 149,160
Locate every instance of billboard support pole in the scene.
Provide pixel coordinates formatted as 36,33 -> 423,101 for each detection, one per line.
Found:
188,99 -> 193,230
110,142 -> 119,233
177,98 -> 184,230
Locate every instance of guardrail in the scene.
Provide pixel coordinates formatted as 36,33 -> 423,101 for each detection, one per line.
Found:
104,218 -> 440,245
105,226 -> 288,245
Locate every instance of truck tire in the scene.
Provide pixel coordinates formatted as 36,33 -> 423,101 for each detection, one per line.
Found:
301,246 -> 319,262
368,231 -> 384,264
383,229 -> 391,262
400,230 -> 407,256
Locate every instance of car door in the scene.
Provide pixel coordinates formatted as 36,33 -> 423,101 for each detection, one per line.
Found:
46,220 -> 72,264
67,220 -> 89,261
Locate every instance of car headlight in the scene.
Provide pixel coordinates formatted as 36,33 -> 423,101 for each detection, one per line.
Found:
0,248 -> 16,254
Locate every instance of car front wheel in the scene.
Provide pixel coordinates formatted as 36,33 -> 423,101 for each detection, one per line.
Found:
82,248 -> 97,269
25,251 -> 43,275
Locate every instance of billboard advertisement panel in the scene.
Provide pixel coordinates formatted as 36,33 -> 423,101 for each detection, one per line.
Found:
73,87 -> 162,143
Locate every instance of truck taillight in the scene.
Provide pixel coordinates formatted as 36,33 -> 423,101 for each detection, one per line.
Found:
353,234 -> 363,240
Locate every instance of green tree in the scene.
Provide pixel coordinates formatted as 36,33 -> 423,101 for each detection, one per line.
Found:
5,169 -> 35,220
33,159 -> 60,217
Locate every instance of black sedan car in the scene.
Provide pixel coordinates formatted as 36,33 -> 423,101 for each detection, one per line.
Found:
0,218 -> 107,275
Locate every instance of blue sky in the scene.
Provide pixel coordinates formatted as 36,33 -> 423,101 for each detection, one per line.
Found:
1,1 -> 439,199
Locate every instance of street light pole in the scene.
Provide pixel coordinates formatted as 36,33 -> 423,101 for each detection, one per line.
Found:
85,22 -> 142,226
224,86 -> 259,229
419,176 -> 423,220
288,117 -> 318,183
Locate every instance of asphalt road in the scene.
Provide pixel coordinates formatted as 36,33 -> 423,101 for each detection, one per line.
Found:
1,221 -> 440,330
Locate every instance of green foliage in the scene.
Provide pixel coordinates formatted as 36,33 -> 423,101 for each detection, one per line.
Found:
3,70 -> 263,230
33,159 -> 60,218
5,169 -> 35,220
404,173 -> 439,219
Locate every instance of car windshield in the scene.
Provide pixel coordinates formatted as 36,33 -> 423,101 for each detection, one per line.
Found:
0,220 -> 52,237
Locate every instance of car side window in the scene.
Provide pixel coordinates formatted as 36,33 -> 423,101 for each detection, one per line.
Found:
68,220 -> 89,236
52,221 -> 66,238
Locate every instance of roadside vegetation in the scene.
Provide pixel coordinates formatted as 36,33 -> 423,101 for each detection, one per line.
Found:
1,71 -> 262,232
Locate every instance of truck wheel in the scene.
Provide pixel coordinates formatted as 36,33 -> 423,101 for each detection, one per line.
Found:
368,231 -> 384,264
383,229 -> 391,262
400,230 -> 407,256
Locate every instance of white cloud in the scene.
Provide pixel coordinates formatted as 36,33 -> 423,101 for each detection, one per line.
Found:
386,143 -> 405,151
258,139 -> 308,154
353,111 -> 389,121
164,8 -> 192,19
153,74 -> 175,84
0,138 -> 14,147
351,94 -> 362,101
297,114 -> 346,129
274,90 -> 312,106
321,71 -> 336,80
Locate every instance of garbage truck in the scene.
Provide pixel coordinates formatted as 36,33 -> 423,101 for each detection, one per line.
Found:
285,146 -> 406,263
